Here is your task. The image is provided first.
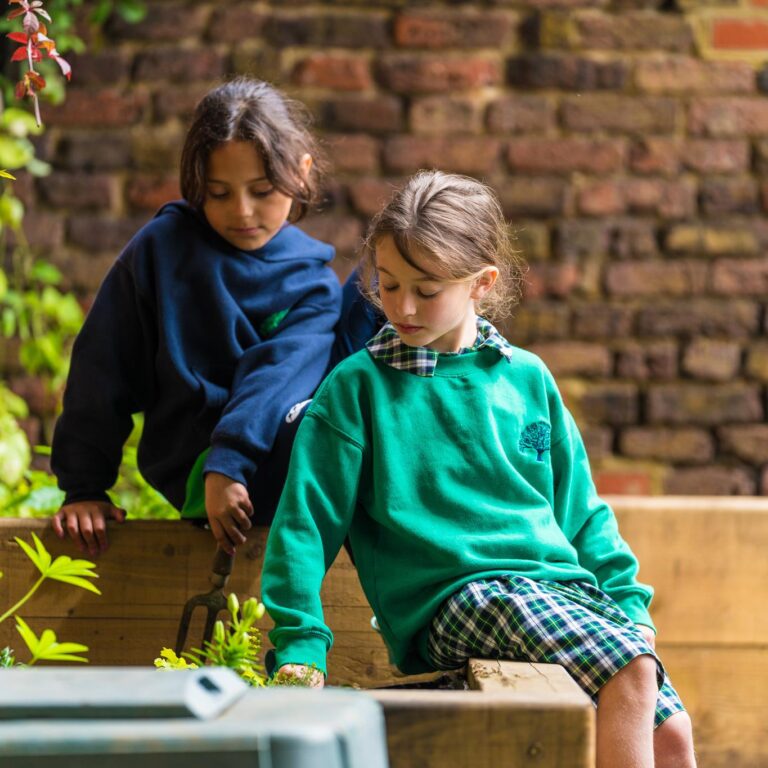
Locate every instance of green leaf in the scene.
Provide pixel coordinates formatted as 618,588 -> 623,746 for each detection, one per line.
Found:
31,261 -> 62,285
89,0 -> 113,24
15,532 -> 51,574
0,193 -> 24,229
1,108 -> 44,138
0,170 -> 16,180
26,157 -> 51,177
15,617 -> 89,664
0,269 -> 7,298
45,553 -> 101,595
0,136 -> 34,170
117,0 -> 147,24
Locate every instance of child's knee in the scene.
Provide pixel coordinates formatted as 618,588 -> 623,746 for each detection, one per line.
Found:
603,654 -> 658,701
655,711 -> 695,767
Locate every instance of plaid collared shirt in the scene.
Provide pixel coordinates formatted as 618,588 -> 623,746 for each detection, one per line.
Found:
365,316 -> 514,377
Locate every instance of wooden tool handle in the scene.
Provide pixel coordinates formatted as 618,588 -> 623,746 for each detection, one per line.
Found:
210,547 -> 235,587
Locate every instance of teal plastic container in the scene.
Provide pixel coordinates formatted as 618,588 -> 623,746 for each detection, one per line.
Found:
0,668 -> 389,768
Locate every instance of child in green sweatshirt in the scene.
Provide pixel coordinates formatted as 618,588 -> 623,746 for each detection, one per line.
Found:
262,171 -> 696,768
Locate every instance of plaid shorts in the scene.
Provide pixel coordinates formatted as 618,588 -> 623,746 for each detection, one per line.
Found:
426,576 -> 685,728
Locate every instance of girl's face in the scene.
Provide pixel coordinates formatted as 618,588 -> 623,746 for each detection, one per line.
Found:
375,235 -> 498,353
203,140 -> 311,251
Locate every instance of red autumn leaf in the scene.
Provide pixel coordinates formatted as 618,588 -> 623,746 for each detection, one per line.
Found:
7,8 -> 25,19
11,46 -> 29,62
49,52 -> 70,79
23,11 -> 40,34
15,80 -> 27,100
27,70 -> 45,89
6,32 -> 28,43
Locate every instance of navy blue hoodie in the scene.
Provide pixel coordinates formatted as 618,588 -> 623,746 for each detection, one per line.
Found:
51,201 -> 341,510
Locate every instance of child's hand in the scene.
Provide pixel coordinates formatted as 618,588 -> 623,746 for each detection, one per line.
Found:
52,501 -> 126,556
205,472 -> 253,554
637,624 -> 656,649
275,664 -> 325,688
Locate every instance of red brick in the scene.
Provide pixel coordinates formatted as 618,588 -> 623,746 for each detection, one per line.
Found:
507,138 -> 626,174
499,303 -> 571,345
38,172 -> 117,210
573,304 -> 634,339
410,96 -> 485,135
299,215 -> 363,260
636,56 -> 754,94
523,262 -> 585,299
265,11 -> 390,48
292,54 -> 372,91
701,178 -> 759,215
578,179 -> 696,219
555,220 -> 609,260
134,48 -> 227,83
682,339 -> 742,381
647,383 -> 762,425
610,220 -> 659,259
513,223 -> 551,262
383,136 -> 501,175
689,98 -> 768,137
580,382 -> 639,426
208,4 -> 266,43
637,300 -> 759,337
43,89 -> 149,128
126,175 -> 181,212
319,96 -> 403,133
55,132 -> 133,171
131,125 -> 185,172
595,471 -> 652,496
378,55 -> 502,94
487,96 -> 557,134
508,54 -> 628,91
348,178 -> 401,217
713,258 -> 768,296
526,342 -> 612,376
21,211 -> 65,251
574,11 -> 694,51
681,140 -> 749,173
605,261 -> 707,297
615,341 -> 678,380
67,50 -> 131,85
394,9 -> 515,48
629,138 -> 679,176
153,85 -> 208,123
67,215 -> 148,253
713,19 -> 768,49
563,96 -> 678,133
325,135 -> 380,174
581,426 -> 612,461
746,341 -> 768,382
620,427 -> 714,463
106,3 -> 210,41
718,425 -> 768,464
663,467 -> 755,496
497,179 -> 569,218
665,224 -> 759,257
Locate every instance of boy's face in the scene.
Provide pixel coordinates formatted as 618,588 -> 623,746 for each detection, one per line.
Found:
375,235 -> 491,353
203,141 -> 309,251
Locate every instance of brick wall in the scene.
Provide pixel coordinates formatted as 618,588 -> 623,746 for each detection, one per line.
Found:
13,0 -> 768,495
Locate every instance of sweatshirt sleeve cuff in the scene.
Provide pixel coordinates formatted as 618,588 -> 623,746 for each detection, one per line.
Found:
204,443 -> 257,486
272,633 -> 330,677
618,595 -> 656,633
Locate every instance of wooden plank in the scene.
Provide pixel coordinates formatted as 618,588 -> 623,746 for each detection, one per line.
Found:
371,662 -> 595,768
609,499 -> 768,645
654,645 -> 768,768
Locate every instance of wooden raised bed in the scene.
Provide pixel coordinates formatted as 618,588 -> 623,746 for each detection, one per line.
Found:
1,495 -> 766,767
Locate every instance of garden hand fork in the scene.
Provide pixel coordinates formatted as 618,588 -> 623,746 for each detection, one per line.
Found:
175,547 -> 235,655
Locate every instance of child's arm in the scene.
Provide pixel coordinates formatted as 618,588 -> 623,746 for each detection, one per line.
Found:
51,259 -> 153,553
203,277 -> 341,527
262,402 -> 364,679
551,407 -> 655,629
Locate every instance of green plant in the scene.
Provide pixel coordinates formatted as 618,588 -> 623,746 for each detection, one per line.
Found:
0,530 -> 100,664
155,594 -> 268,686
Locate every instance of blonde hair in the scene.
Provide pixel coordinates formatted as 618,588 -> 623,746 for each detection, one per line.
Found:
359,170 -> 525,322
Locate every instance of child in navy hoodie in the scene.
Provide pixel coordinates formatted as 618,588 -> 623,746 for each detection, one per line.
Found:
51,78 -> 341,557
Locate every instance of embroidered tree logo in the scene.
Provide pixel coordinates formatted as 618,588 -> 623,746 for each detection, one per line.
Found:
519,422 -> 551,462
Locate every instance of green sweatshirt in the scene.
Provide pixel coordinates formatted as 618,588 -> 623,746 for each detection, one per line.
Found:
262,345 -> 654,675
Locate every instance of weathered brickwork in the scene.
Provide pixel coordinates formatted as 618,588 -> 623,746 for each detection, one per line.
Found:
10,0 -> 768,495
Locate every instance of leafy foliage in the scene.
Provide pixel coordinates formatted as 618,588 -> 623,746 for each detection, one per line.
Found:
0,530 -> 99,664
